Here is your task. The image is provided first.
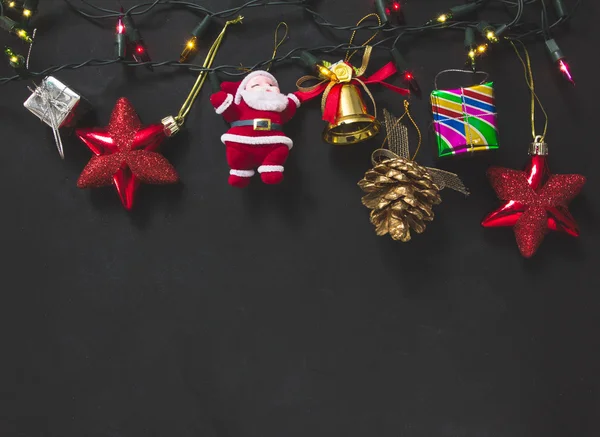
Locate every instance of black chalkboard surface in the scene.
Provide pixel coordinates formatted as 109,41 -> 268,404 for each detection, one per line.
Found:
1,1 -> 599,436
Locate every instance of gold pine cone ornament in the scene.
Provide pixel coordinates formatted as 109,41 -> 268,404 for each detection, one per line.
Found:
358,157 -> 443,242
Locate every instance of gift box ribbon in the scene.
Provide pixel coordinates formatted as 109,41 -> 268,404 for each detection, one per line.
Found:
296,46 -> 410,124
29,80 -> 73,159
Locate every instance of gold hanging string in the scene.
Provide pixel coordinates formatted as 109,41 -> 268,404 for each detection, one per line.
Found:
175,15 -> 243,125
266,22 -> 288,72
345,13 -> 381,63
373,109 -> 469,195
509,40 -> 549,142
380,100 -> 422,160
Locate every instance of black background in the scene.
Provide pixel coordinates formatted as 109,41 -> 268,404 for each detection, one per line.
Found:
1,1 -> 599,436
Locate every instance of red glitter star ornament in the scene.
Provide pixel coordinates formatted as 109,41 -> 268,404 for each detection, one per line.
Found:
76,98 -> 179,210
481,141 -> 585,258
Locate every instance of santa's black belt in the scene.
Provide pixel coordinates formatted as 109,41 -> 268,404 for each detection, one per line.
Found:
230,119 -> 282,132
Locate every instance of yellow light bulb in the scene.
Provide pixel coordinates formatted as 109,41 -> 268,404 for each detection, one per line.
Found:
317,64 -> 338,82
17,30 -> 26,37
10,56 -> 18,63
477,44 -> 487,53
9,1 -> 16,7
180,37 -> 198,63
485,30 -> 498,42
468,50 -> 476,59
437,14 -> 447,23
23,9 -> 32,17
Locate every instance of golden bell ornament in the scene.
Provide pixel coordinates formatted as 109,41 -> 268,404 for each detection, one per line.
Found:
322,83 -> 381,145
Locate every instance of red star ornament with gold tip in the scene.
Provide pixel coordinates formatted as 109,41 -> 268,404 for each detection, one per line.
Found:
481,147 -> 585,258
76,98 -> 179,210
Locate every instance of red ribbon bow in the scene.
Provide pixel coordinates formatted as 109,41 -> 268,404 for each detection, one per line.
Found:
296,61 -> 409,124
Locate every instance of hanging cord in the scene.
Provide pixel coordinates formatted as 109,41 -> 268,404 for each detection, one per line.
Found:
345,13 -> 381,63
380,100 -> 422,160
373,107 -> 469,195
26,29 -> 37,70
174,15 -> 243,126
433,69 -> 489,90
237,21 -> 287,73
509,39 -> 548,141
266,22 -> 288,72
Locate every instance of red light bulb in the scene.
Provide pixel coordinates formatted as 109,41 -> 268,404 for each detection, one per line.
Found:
115,15 -> 127,60
116,8 -> 126,34
401,71 -> 421,96
136,45 -> 144,54
557,59 -> 574,85
384,1 -> 404,24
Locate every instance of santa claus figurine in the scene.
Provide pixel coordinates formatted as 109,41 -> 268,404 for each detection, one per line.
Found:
210,70 -> 301,188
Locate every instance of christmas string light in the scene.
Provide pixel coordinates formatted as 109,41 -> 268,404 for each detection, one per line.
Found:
427,2 -> 483,25
0,0 -> 584,87
162,15 -> 244,136
476,22 -> 505,44
390,46 -> 420,96
4,46 -> 24,69
121,13 -> 152,69
0,15 -> 32,42
5,0 -> 18,11
536,0 -> 575,85
22,0 -> 37,19
298,50 -> 339,82
179,16 -> 212,63
545,38 -> 574,85
114,13 -> 126,60
384,1 -> 403,25
464,27 -> 477,71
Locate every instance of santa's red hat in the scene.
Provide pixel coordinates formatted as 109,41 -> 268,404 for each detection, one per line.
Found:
219,71 -> 279,105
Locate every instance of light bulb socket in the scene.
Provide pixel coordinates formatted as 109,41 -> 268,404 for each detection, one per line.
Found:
0,16 -> 17,32
115,32 -> 126,59
298,51 -> 335,80
405,74 -> 421,97
476,21 -> 501,43
191,15 -> 212,39
494,24 -> 508,38
298,50 -> 320,70
464,27 -> 475,48
122,14 -> 142,43
545,38 -> 564,63
553,0 -> 567,19
476,21 -> 491,34
390,46 -> 408,72
449,3 -> 480,18
374,0 -> 390,25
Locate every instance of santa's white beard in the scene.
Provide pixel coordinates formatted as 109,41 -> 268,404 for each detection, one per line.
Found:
240,89 -> 289,112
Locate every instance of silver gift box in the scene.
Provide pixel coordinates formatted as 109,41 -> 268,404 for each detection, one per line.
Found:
23,76 -> 84,128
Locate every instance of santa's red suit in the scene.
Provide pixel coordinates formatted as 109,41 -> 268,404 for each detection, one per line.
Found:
210,71 -> 301,187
